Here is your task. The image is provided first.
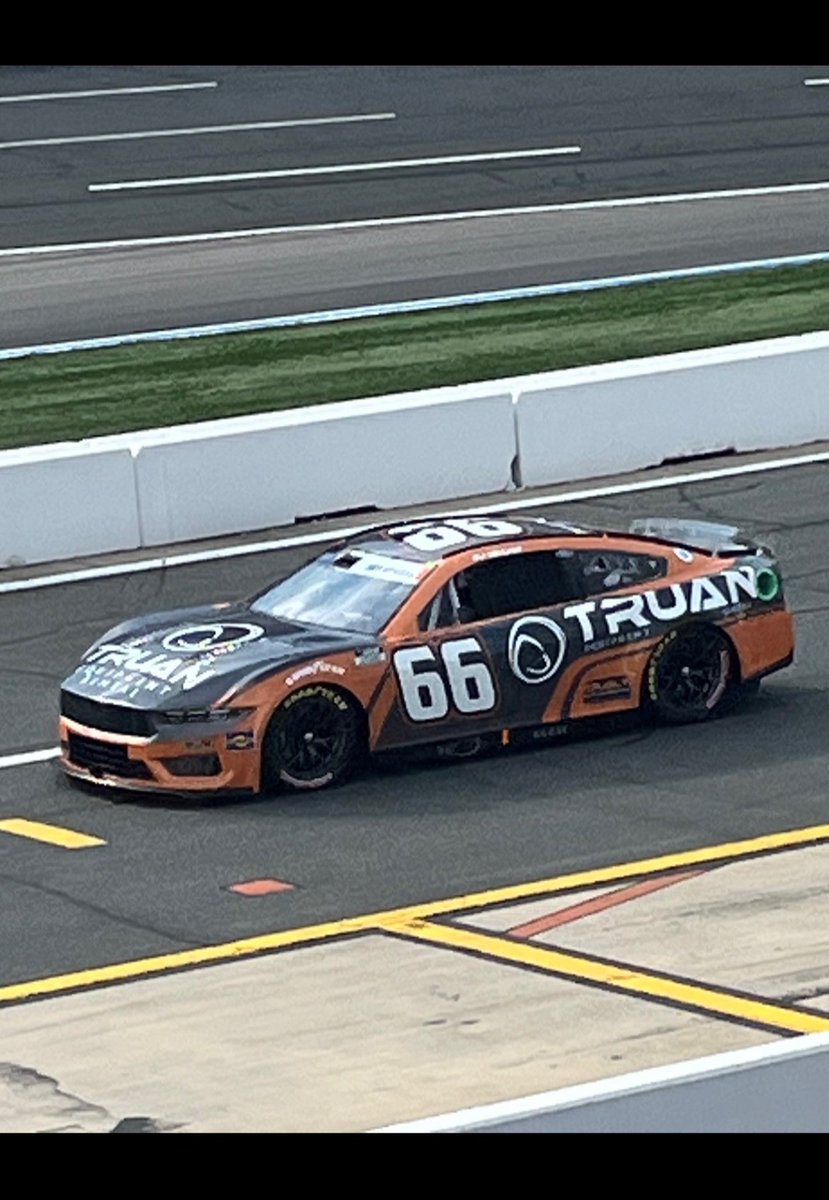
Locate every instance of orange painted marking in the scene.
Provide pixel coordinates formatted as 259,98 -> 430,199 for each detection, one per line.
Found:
228,879 -> 295,897
508,869 -> 705,938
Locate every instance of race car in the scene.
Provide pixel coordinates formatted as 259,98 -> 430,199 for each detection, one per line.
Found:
58,512 -> 795,796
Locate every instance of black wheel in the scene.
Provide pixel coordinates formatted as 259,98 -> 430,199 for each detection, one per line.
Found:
262,685 -> 365,793
646,625 -> 734,724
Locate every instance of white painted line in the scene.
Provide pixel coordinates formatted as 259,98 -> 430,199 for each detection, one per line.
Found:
804,78 -> 829,86
4,251 -> 829,362
0,747 -> 61,769
0,112 -> 397,151
0,82 -> 218,104
4,179 -> 828,258
87,146 -> 583,192
1,448 -> 827,596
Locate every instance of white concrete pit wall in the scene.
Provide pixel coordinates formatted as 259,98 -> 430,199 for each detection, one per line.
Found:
0,442 -> 141,568
514,333 -> 829,489
133,386 -> 516,546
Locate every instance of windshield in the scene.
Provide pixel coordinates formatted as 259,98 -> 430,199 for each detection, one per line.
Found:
250,549 -> 424,634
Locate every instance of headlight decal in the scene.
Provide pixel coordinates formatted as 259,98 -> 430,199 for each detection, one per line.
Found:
159,707 -> 253,725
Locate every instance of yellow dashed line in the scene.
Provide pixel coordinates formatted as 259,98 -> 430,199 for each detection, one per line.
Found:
2,822 -> 829,1008
383,918 -> 829,1036
0,818 -> 105,849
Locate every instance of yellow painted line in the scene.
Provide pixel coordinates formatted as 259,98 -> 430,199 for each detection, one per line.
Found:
380,822 -> 829,922
387,918 -> 829,1036
2,822 -> 829,1006
0,921 -> 365,1005
0,818 -> 105,849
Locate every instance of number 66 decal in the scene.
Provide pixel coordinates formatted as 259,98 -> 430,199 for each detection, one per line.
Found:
393,637 -> 496,722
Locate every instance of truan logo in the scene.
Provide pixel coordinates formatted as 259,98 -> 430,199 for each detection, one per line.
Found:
507,616 -> 567,685
161,623 -> 264,654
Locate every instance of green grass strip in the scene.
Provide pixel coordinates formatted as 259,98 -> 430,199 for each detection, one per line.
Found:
1,262 -> 828,452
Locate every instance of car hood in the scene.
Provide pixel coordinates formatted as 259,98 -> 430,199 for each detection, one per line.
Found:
61,601 -> 376,710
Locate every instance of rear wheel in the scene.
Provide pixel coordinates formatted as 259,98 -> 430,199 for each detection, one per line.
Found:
646,624 -> 734,724
262,685 -> 365,793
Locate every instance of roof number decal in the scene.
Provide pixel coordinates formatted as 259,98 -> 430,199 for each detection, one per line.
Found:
388,518 -> 524,553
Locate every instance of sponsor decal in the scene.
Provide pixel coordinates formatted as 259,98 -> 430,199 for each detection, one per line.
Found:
673,547 -> 694,563
531,723 -> 572,741
78,621 -> 269,699
506,567 -> 759,687
81,642 -> 218,693
340,551 -> 426,586
583,676 -> 633,704
647,632 -> 674,701
161,623 -> 264,654
225,730 -> 255,751
354,646 -> 387,666
564,566 -> 758,646
282,685 -> 348,712
285,660 -> 347,686
507,616 -> 567,685
472,545 -> 524,563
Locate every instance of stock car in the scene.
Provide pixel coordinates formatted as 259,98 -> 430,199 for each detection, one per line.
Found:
59,513 -> 794,796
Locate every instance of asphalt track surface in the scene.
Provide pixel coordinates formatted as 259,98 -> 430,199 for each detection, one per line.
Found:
2,65 -> 829,1129
1,64 -> 829,347
0,449 -> 827,990
1,449 -> 829,1130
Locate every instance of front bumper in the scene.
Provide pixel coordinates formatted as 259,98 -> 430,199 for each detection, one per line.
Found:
59,717 -> 261,795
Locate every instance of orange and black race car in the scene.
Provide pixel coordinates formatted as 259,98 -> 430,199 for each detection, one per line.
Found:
59,513 -> 794,796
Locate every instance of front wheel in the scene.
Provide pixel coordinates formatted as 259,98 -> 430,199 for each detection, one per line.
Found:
645,625 -> 734,724
261,685 -> 365,793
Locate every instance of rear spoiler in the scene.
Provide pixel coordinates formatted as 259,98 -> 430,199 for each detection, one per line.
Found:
628,517 -> 764,556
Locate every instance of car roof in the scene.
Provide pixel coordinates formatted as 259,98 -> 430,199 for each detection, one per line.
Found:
332,515 -> 608,563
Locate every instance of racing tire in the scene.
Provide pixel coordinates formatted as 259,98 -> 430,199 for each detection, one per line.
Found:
645,624 -> 735,725
261,685 -> 365,794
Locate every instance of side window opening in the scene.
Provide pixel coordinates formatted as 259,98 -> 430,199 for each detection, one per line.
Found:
432,552 -> 578,625
417,582 -> 457,631
465,553 -> 578,620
